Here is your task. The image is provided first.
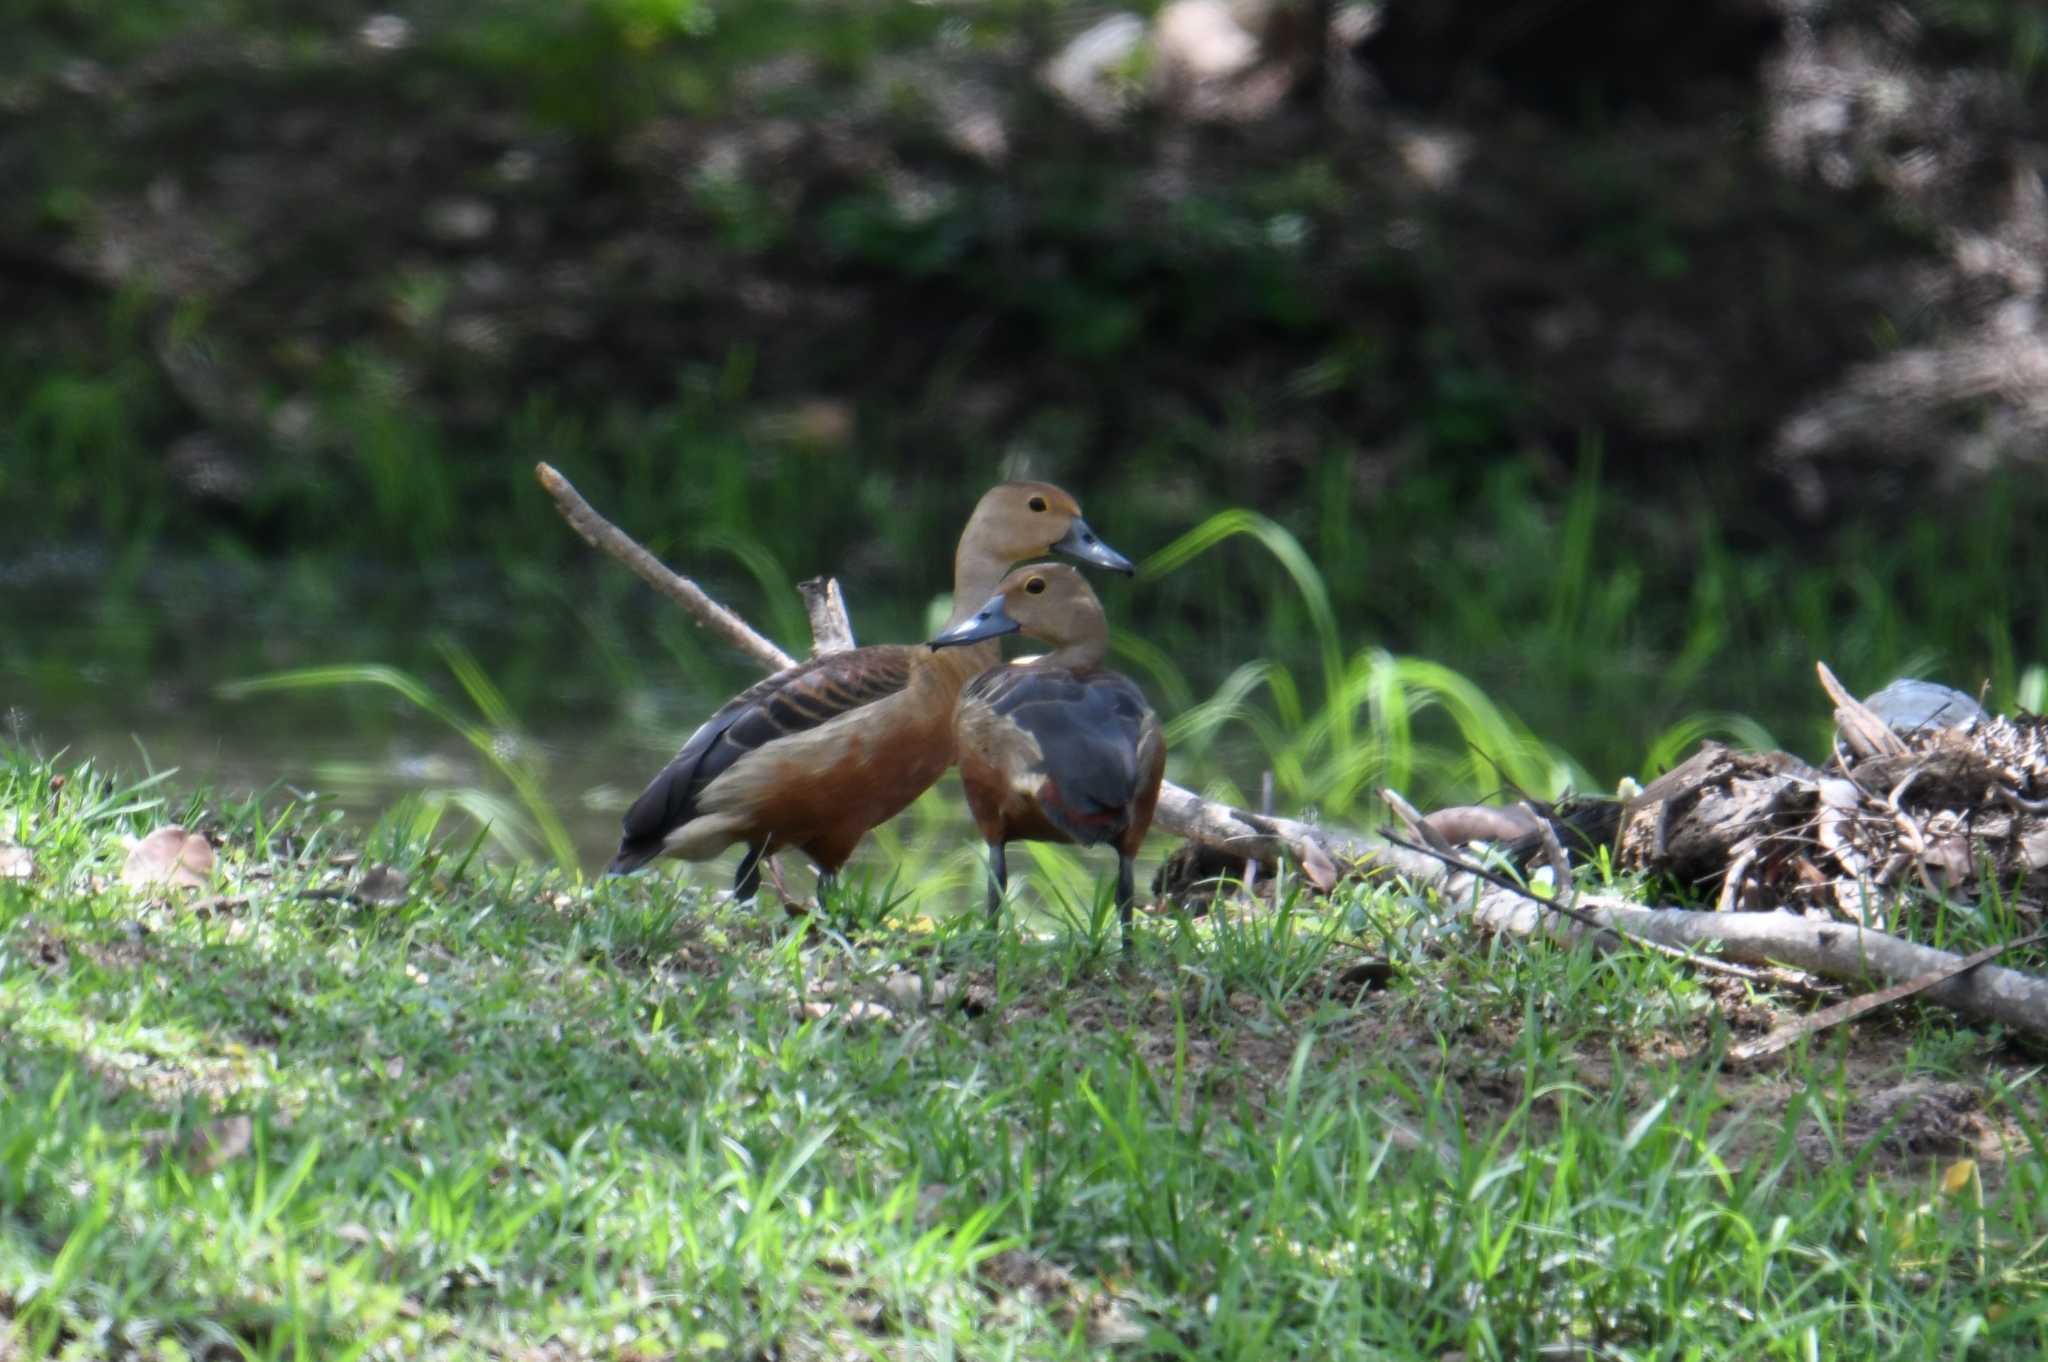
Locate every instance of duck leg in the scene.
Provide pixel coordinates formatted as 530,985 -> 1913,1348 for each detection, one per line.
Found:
765,855 -> 797,907
1116,853 -> 1136,955
986,843 -> 1008,928
732,842 -> 764,901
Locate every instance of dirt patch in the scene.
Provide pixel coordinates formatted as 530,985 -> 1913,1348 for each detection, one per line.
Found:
1793,1079 -> 1985,1165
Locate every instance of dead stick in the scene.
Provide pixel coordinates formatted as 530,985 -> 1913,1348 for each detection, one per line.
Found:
1389,823 -> 2048,1035
1465,887 -> 2048,1040
535,462 -> 796,671
797,576 -> 857,654
1727,931 -> 2048,1063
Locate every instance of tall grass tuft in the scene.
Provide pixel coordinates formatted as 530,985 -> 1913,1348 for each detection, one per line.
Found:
220,640 -> 579,874
1142,510 -> 1588,817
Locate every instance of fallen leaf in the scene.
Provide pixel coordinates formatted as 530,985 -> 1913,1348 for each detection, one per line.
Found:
1085,1292 -> 1150,1347
1299,841 -> 1339,893
797,1000 -> 893,1025
1941,1158 -> 1976,1196
884,971 -> 961,1010
356,863 -> 410,906
122,827 -> 214,892
187,1113 -> 254,1173
915,1181 -> 952,1225
1334,959 -> 1396,993
0,841 -> 33,879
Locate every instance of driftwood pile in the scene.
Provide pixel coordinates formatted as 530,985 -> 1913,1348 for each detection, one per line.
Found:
536,463 -> 2048,1043
1606,668 -> 2048,932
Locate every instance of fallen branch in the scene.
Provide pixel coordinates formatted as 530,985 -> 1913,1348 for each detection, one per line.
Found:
1727,931 -> 2048,1063
1452,877 -> 2048,1040
536,462 -> 795,671
797,576 -> 857,654
1819,659 -> 1908,761
1378,796 -> 2048,1038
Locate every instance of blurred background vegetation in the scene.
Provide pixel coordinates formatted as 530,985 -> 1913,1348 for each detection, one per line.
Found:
5,0 -> 2047,873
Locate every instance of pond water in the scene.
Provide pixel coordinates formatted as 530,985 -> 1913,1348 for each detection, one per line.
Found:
7,666 -> 1214,919
3,560 -> 1280,917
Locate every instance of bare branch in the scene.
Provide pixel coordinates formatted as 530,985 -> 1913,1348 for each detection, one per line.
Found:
1520,798 -> 1578,917
797,576 -> 857,654
1152,781 -> 1432,890
536,462 -> 795,671
1728,931 -> 2048,1063
1455,876 -> 2048,1040
1818,659 -> 1908,760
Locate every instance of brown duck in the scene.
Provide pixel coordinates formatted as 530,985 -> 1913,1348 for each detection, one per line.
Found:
929,562 -> 1166,953
609,483 -> 1132,905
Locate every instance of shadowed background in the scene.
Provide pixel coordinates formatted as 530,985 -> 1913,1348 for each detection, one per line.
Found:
5,0 -> 2047,879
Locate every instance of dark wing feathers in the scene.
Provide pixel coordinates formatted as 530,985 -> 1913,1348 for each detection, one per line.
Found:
609,645 -> 914,871
966,665 -> 1156,844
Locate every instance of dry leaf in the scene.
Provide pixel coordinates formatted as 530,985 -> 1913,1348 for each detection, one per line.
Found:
1085,1292 -> 1150,1347
1941,1158 -> 1976,1196
187,1113 -> 254,1172
797,1000 -> 893,1025
122,827 -> 215,892
356,864 -> 410,906
0,841 -> 34,879
1299,841 -> 1339,893
884,971 -> 960,1010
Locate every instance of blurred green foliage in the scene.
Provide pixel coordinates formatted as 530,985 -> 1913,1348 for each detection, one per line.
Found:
5,0 -> 2047,831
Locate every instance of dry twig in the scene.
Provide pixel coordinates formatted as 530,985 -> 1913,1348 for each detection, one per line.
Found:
1727,931 -> 2048,1064
797,576 -> 857,654
535,462 -> 795,670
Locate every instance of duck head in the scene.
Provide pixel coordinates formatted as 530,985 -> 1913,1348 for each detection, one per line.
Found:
930,562 -> 1107,653
956,482 -> 1133,576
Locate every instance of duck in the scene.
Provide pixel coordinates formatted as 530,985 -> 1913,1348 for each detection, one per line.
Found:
928,562 -> 1166,953
608,483 -> 1133,906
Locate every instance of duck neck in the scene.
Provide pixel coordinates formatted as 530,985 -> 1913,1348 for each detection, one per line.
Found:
945,540 -> 1012,630
1039,633 -> 1108,671
914,636 -> 999,706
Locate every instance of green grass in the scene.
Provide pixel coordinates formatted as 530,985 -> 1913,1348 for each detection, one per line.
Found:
5,747 -> 2048,1358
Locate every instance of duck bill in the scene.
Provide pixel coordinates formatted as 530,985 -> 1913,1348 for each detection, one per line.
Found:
1051,517 -> 1134,574
929,595 -> 1023,649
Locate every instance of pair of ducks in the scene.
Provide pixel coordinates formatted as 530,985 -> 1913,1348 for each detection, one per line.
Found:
608,482 -> 1165,950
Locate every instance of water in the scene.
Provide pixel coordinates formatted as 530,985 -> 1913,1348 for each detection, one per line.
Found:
3,671 -> 1156,918
2,566 -> 1232,911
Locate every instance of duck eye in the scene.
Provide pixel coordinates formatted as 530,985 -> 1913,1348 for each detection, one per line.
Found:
1027,495 -> 1047,513
1025,577 -> 1046,595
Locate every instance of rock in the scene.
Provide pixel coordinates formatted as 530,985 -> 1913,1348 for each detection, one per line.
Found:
1155,0 -> 1260,83
1042,13 -> 1147,126
122,827 -> 214,892
1860,678 -> 1986,734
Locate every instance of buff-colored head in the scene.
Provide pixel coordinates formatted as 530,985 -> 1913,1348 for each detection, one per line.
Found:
928,562 -> 1109,662
954,482 -> 1132,580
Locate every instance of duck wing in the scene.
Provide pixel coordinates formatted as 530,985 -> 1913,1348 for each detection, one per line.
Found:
610,644 -> 915,871
966,665 -> 1157,844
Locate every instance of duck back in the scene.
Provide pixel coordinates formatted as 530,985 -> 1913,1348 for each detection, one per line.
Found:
610,645 -> 915,872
